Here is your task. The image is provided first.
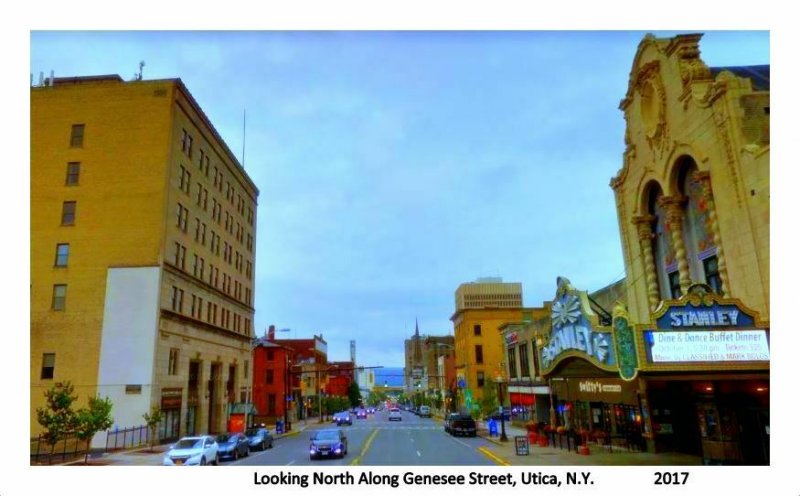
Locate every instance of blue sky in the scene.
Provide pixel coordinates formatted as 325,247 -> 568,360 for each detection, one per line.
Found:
29,31 -> 769,367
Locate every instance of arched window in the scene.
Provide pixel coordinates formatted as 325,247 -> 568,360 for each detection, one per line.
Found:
678,158 -> 721,293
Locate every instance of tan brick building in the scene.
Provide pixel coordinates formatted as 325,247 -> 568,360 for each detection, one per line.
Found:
610,33 -> 769,464
31,75 -> 258,445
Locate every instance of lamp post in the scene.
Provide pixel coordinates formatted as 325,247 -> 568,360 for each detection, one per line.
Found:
495,373 -> 508,442
244,336 -> 260,429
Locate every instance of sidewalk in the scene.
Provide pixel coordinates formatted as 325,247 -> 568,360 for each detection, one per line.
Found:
61,420 -> 310,466
475,422 -> 703,466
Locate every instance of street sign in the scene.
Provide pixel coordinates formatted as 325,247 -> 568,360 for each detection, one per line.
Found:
515,436 -> 530,456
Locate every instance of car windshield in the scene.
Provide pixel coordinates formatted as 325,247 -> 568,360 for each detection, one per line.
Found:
174,438 -> 202,449
216,434 -> 233,442
245,428 -> 261,437
314,431 -> 340,441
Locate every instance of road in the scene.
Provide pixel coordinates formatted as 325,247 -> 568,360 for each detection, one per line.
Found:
227,409 -> 497,466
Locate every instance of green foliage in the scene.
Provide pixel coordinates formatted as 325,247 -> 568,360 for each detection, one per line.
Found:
347,381 -> 362,408
36,381 -> 79,450
479,380 -> 499,417
75,396 -> 114,464
143,405 -> 164,450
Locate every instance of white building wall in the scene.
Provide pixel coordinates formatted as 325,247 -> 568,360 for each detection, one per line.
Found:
94,266 -> 161,447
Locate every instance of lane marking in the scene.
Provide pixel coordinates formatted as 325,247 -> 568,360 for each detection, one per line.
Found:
416,450 -> 421,457
349,428 -> 379,466
285,460 -> 295,466
478,446 -> 510,466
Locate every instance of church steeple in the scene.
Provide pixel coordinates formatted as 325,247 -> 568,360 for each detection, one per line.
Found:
415,318 -> 420,337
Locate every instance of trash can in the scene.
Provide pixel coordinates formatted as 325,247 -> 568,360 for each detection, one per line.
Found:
275,420 -> 284,434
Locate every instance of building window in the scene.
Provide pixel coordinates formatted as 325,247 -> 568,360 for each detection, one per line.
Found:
704,256 -> 723,294
244,360 -> 249,379
65,162 -> 80,186
171,286 -> 184,313
475,345 -> 483,364
168,348 -> 179,375
507,347 -> 517,379
477,371 -> 485,388
179,166 -> 191,194
181,129 -> 193,158
518,343 -> 530,378
41,353 -> 56,379
173,242 -> 186,270
473,324 -> 482,336
70,124 -> 85,148
668,271 -> 681,299
267,350 -> 274,361
268,394 -> 276,415
61,201 -> 76,226
176,203 -> 188,232
52,284 -> 67,310
54,243 -> 69,267
266,369 -> 274,384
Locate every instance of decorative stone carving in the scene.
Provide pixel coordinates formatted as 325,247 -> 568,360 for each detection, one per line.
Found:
633,215 -> 660,311
659,195 -> 692,294
633,61 -> 669,157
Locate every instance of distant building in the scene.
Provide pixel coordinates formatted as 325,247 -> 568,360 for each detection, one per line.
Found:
455,278 -> 522,311
270,332 -> 327,420
30,75 -> 258,444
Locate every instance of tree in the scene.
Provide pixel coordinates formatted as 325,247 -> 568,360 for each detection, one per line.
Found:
143,405 -> 164,452
347,381 -> 362,408
479,379 -> 499,418
75,396 -> 114,464
36,381 -> 79,460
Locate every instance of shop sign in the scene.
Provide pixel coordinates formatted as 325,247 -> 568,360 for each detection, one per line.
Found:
541,294 -> 615,369
161,387 -> 183,410
654,285 -> 758,330
578,380 -> 622,394
644,329 -> 770,363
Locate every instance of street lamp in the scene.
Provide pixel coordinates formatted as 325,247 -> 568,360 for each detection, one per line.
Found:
244,336 -> 260,429
495,372 -> 508,442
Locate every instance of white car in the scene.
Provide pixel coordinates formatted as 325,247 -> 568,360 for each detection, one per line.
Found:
163,435 -> 219,466
388,408 -> 402,421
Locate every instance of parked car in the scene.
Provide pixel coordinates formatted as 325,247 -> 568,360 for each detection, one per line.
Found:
163,435 -> 219,466
388,408 -> 402,421
447,415 -> 477,437
444,413 -> 459,433
418,405 -> 431,418
333,411 -> 353,425
245,426 -> 274,451
309,429 -> 348,459
215,433 -> 250,461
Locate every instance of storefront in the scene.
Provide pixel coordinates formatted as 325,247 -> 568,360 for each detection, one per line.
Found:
617,284 -> 770,464
159,387 -> 183,442
536,277 -> 643,440
549,376 -> 642,442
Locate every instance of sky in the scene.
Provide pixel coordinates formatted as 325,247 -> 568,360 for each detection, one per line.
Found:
29,30 -> 770,367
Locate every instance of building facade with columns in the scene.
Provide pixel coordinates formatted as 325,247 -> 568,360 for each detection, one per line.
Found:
609,33 -> 769,464
31,75 -> 258,445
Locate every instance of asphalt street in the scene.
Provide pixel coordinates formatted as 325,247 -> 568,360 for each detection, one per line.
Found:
226,409 -> 496,466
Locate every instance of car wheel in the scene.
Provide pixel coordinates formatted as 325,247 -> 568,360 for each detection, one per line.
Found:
268,440 -> 273,449
245,447 -> 250,457
234,450 -> 239,461
200,456 -> 207,466
261,441 -> 265,451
